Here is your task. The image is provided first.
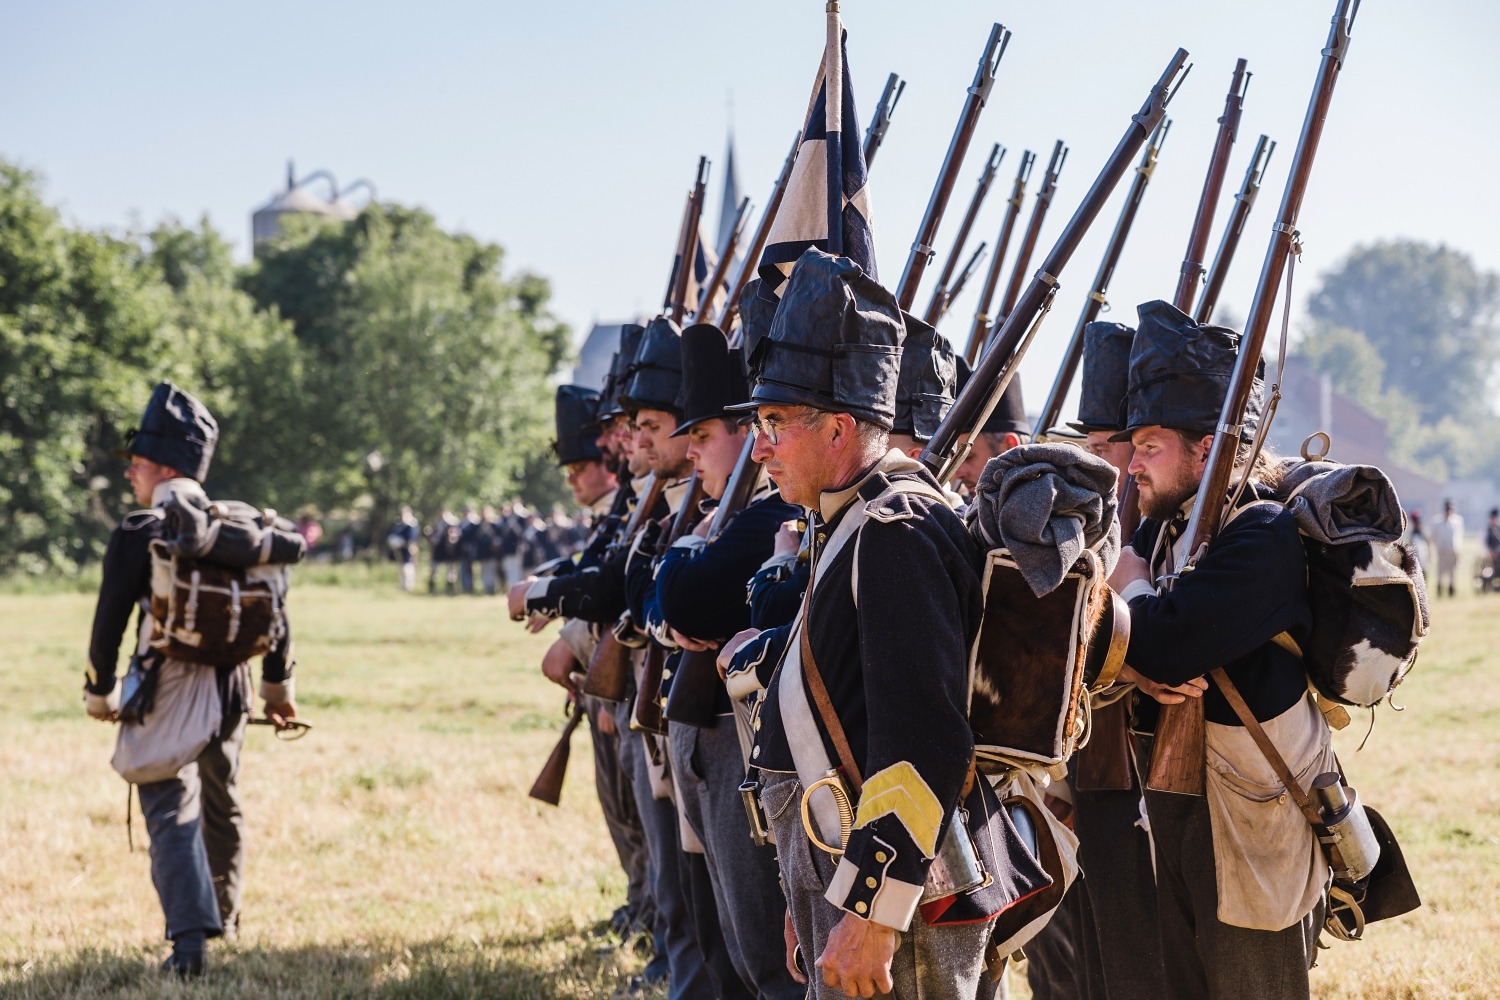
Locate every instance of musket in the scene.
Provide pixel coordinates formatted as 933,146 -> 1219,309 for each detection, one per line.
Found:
1147,0 -> 1360,797
963,151 -> 1036,365
528,700 -> 586,806
922,143 -> 1005,325
863,72 -> 906,169
694,196 -> 751,325
1195,135 -> 1276,324
580,473 -> 667,701
893,23 -> 1012,311
921,49 -> 1192,486
936,241 -> 989,324
1174,59 -> 1251,314
993,140 -> 1068,336
633,476 -> 708,735
669,157 -> 711,325
718,133 -> 800,333
1033,119 -> 1172,439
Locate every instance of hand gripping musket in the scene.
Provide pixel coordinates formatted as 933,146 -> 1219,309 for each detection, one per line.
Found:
893,23 -> 1011,312
1174,58 -> 1251,315
922,143 -> 1005,325
863,72 -> 906,169
579,473 -> 667,701
921,49 -> 1191,486
528,699 -> 586,806
1195,135 -> 1276,324
633,475 -> 708,734
1146,0 -> 1359,797
1034,119 -> 1172,440
963,151 -> 1036,365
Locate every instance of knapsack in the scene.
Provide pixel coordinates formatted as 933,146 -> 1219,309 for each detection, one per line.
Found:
146,490 -> 306,666
1263,459 -> 1430,709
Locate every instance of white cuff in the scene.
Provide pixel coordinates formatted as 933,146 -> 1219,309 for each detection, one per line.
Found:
260,677 -> 296,704
527,577 -> 554,601
85,688 -> 120,715
825,856 -> 923,931
758,550 -> 798,573
671,534 -> 709,553
1120,578 -> 1157,604
726,664 -> 765,702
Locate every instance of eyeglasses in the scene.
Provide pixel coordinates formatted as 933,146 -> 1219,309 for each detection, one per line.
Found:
747,410 -> 824,445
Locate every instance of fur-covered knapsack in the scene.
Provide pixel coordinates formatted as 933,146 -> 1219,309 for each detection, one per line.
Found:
1266,459 -> 1429,708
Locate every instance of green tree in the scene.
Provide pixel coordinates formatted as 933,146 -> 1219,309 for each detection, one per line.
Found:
1304,240 -> 1499,423
243,205 -> 571,527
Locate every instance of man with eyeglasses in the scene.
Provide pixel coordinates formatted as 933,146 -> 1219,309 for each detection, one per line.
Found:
718,250 -> 1028,1000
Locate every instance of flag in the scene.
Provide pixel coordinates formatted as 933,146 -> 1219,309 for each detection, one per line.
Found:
757,27 -> 874,297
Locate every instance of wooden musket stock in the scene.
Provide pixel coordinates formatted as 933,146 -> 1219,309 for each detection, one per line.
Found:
1034,120 -> 1170,439
528,701 -> 586,806
1148,0 -> 1358,796
669,157 -> 710,325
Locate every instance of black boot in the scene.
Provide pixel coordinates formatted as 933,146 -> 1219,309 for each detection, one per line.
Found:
161,931 -> 206,978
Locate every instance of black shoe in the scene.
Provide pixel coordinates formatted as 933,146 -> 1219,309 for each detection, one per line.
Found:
160,951 -> 205,978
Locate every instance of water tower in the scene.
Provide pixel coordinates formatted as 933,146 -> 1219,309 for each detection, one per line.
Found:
251,161 -> 344,253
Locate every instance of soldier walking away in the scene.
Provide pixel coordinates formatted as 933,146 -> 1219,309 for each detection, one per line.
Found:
1484,508 -> 1500,593
85,382 -> 300,978
1106,302 -> 1328,1000
723,251 -> 1039,1000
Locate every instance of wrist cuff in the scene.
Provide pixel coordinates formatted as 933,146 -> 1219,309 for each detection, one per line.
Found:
260,678 -> 296,704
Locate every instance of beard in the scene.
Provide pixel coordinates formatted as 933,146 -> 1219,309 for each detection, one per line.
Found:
1136,465 -> 1200,521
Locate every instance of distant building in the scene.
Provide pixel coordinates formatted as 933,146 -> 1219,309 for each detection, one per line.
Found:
251,161 -> 375,253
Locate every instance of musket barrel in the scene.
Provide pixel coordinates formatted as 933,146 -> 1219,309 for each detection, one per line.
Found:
1195,135 -> 1275,324
1173,58 -> 1250,314
1149,0 -> 1359,797
922,143 -> 1004,325
922,47 -> 1189,483
670,157 -> 710,324
894,23 -> 1011,311
964,150 -> 1036,364
1034,119 -> 1170,438
863,73 -> 905,168
997,140 -> 1068,329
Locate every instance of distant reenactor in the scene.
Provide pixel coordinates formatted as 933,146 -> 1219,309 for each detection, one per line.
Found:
386,505 -> 422,592
1431,499 -> 1463,597
950,370 -> 1029,494
428,509 -> 460,594
457,505 -> 480,594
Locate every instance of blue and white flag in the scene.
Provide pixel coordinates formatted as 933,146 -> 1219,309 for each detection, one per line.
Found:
758,29 -> 875,298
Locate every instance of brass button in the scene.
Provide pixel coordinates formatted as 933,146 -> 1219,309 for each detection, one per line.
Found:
1278,792 -> 1287,805
753,717 -> 761,731
854,901 -> 868,914
874,851 -> 887,863
865,877 -> 878,889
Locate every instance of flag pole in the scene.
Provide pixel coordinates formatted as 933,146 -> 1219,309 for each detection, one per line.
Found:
825,1 -> 844,255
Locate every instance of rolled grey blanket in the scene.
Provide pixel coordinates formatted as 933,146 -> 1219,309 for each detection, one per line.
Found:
965,442 -> 1121,597
1273,459 -> 1404,545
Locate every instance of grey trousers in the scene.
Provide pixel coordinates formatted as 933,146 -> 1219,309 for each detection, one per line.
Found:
621,723 -> 713,1000
1139,739 -> 1322,1000
136,714 -> 247,941
670,720 -> 803,1000
1073,783 -> 1167,999
760,771 -> 996,1000
586,694 -> 650,925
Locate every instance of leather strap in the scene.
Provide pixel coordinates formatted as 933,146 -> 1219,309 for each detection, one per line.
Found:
1207,667 -> 1346,870
800,595 -> 864,792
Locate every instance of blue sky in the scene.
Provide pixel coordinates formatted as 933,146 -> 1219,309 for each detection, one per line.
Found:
4,0 -> 1497,411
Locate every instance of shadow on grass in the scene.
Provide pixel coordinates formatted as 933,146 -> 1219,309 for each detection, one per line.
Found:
1,924 -> 648,1000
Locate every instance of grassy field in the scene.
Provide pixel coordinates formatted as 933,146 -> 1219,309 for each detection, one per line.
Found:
1,578 -> 1497,998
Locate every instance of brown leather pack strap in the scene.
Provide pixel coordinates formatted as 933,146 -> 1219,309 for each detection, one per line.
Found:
800,619 -> 864,792
1207,667 -> 1346,870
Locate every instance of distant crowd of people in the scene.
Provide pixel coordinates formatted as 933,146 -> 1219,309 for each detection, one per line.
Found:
383,503 -> 592,595
1405,500 -> 1500,597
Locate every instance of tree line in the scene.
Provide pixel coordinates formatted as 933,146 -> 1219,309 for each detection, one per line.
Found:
0,158 -> 571,575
